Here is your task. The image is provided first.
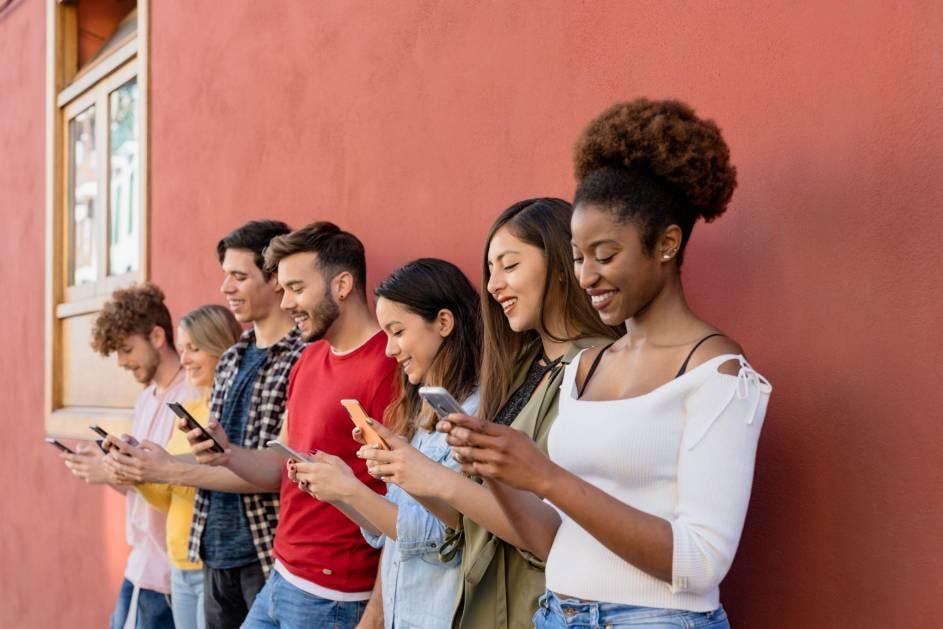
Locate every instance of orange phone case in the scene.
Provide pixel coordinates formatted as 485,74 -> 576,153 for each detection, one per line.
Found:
340,399 -> 390,450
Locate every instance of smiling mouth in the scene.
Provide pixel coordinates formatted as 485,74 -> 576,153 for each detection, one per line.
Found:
499,297 -> 518,314
589,290 -> 618,309
292,313 -> 309,325
400,359 -> 412,371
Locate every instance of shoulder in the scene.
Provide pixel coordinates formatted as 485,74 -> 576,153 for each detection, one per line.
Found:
685,333 -> 744,376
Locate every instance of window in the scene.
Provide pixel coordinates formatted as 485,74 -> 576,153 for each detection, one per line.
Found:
46,1 -> 149,437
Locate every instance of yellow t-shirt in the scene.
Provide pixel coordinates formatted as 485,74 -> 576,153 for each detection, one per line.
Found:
136,397 -> 208,571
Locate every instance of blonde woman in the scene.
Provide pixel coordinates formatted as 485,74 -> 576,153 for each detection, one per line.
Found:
106,305 -> 242,629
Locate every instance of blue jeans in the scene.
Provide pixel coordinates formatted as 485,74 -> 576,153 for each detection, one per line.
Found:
110,578 -> 175,629
533,591 -> 730,628
241,570 -> 367,629
171,568 -> 206,629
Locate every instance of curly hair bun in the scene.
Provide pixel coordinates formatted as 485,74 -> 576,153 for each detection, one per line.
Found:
573,98 -> 737,221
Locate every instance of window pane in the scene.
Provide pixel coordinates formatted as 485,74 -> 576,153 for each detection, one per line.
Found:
108,77 -> 139,276
69,105 -> 98,286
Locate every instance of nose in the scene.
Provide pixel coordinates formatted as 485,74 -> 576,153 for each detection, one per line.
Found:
385,335 -> 399,358
280,290 -> 295,312
179,349 -> 192,366
486,270 -> 505,296
578,259 -> 598,290
220,274 -> 235,294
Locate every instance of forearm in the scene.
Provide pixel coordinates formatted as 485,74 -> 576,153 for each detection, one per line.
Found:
434,469 -> 536,553
541,462 -> 673,582
345,484 -> 398,539
411,495 -> 461,530
356,565 -> 384,629
223,446 -> 283,491
486,480 -> 560,560
167,459 -> 274,493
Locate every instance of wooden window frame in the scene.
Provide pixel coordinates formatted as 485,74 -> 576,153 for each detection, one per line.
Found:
45,0 -> 150,438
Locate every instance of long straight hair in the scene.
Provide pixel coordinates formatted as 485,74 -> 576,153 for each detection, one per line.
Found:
478,198 -> 619,421
375,259 -> 482,439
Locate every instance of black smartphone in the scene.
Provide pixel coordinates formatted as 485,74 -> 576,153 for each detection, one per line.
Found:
45,437 -> 75,454
89,425 -> 114,453
167,402 -> 225,453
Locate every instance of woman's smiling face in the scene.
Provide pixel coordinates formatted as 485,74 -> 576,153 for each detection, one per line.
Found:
376,296 -> 449,385
570,203 -> 667,325
485,225 -> 548,333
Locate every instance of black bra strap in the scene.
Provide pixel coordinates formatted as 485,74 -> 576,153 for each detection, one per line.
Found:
577,343 -> 614,398
675,333 -> 725,378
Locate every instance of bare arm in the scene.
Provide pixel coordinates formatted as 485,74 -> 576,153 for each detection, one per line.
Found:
355,563 -> 384,629
184,418 -> 283,492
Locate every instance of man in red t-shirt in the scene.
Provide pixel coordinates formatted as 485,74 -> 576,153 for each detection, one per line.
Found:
188,222 -> 396,628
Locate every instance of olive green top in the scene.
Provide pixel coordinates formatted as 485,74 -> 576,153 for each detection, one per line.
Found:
445,337 -> 609,629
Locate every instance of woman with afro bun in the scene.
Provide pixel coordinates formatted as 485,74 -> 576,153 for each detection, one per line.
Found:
440,99 -> 772,628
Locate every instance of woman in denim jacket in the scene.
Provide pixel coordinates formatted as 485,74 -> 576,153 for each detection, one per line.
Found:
291,258 -> 482,628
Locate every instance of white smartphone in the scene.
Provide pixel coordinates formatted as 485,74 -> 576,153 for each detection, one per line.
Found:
265,440 -> 313,462
418,386 -> 465,419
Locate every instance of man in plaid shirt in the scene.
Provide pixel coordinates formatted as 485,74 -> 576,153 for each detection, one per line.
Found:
183,220 -> 305,629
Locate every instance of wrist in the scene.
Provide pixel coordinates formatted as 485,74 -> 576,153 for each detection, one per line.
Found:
533,460 -> 561,499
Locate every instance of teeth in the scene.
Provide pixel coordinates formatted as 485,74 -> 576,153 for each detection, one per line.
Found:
501,297 -> 517,311
590,291 -> 616,305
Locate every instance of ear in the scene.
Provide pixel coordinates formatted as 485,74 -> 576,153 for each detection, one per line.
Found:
436,309 -> 455,338
657,225 -> 683,263
265,271 -> 283,293
333,271 -> 354,302
149,325 -> 167,349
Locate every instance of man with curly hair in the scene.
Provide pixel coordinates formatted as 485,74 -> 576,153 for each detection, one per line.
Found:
61,282 -> 194,629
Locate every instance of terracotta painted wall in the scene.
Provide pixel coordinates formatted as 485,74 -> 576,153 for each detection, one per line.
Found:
2,1 -> 941,627
0,1 -> 126,626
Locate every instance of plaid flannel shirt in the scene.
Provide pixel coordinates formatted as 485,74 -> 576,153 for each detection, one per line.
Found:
187,326 -> 306,573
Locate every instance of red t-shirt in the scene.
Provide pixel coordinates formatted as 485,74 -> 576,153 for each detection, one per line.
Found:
274,330 -> 397,592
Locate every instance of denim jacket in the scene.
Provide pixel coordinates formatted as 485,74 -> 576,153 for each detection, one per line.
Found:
362,392 -> 479,629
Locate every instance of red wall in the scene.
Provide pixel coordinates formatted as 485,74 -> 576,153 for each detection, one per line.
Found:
2,1 -> 942,626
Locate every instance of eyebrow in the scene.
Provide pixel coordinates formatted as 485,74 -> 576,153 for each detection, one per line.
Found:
489,250 -> 520,264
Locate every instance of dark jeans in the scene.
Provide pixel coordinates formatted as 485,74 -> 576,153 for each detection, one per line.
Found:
110,578 -> 175,629
203,561 -> 267,629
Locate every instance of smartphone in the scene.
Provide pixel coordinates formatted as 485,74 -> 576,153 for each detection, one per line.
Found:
89,425 -> 114,453
265,440 -> 313,462
167,402 -> 225,453
45,437 -> 75,454
340,399 -> 390,450
418,386 -> 466,419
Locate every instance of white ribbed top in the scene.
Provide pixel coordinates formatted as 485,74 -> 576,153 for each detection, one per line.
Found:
545,352 -> 771,612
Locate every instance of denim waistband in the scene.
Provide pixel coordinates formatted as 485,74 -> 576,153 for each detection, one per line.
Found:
539,590 -> 729,627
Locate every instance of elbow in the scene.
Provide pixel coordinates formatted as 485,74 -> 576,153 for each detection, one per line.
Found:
669,522 -> 735,595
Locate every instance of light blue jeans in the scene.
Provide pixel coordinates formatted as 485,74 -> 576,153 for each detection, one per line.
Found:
533,591 -> 730,628
241,570 -> 367,629
171,567 -> 205,629
109,578 -> 175,629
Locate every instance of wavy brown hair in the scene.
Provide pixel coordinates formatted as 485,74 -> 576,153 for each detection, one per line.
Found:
478,198 -> 618,421
90,282 -> 174,356
375,259 -> 482,439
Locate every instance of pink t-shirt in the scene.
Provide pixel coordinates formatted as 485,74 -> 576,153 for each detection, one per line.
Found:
124,371 -> 193,593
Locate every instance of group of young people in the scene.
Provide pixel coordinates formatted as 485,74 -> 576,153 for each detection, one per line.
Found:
58,98 -> 772,629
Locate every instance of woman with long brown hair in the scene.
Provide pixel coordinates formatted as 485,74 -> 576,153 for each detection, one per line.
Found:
441,99 -> 772,628
358,198 -> 617,629
290,258 -> 482,628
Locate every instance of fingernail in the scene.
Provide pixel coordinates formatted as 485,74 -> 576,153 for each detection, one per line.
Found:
365,418 -> 374,426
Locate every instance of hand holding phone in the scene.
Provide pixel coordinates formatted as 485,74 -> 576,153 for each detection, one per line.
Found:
340,399 -> 390,450
418,386 -> 465,418
168,402 -> 225,453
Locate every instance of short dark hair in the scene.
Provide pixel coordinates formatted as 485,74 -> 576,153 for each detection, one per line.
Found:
90,282 -> 174,356
264,222 -> 367,295
216,219 -> 291,280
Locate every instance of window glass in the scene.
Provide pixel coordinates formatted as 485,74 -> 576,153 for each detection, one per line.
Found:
69,105 -> 98,286
108,77 -> 139,276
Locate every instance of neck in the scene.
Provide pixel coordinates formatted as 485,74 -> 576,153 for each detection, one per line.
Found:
153,352 -> 181,394
252,306 -> 295,348
624,272 -> 695,344
538,313 -> 574,361
324,297 -> 380,353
